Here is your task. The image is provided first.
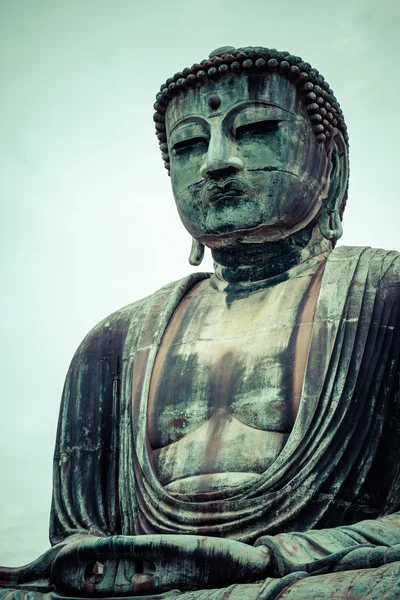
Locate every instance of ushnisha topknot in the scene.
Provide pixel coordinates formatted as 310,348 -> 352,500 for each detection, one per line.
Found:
153,46 -> 348,174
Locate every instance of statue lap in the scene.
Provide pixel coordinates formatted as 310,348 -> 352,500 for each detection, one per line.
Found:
1,246 -> 400,600
1,562 -> 400,600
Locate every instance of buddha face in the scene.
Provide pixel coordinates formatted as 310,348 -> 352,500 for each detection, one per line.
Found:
165,73 -> 333,248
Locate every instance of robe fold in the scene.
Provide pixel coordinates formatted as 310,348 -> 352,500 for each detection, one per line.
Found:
2,245 -> 399,599
51,245 -> 400,555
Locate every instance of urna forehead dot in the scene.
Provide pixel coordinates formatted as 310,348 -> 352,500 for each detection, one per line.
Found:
208,94 -> 221,110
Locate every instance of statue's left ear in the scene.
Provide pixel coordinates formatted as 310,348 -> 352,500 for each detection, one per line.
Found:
318,130 -> 349,243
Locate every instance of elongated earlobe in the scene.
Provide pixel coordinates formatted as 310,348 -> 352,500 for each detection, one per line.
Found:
318,205 -> 343,241
189,238 -> 205,266
318,130 -> 348,244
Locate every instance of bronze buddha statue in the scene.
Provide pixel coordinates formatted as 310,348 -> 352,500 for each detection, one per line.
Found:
1,46 -> 399,600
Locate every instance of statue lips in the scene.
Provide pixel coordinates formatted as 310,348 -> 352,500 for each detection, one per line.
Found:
203,177 -> 256,208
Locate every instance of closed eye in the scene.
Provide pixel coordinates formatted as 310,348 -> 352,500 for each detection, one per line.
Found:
235,120 -> 281,138
172,137 -> 208,152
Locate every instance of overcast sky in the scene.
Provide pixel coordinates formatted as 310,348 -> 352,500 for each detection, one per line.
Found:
0,0 -> 399,566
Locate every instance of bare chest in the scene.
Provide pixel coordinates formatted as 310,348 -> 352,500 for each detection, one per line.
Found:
148,270 -> 322,450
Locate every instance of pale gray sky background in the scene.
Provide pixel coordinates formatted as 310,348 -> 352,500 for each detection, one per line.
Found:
0,0 -> 399,566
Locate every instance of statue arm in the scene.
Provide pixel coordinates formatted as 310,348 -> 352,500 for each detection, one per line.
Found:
50,297 -> 148,545
255,251 -> 400,578
254,512 -> 400,576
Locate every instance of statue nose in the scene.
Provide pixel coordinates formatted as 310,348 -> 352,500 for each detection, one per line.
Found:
200,156 -> 244,180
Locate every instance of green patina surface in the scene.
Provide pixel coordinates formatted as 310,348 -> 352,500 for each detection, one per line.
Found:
1,46 -> 400,600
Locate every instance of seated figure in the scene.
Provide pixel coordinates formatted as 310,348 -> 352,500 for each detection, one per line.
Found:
1,46 -> 400,600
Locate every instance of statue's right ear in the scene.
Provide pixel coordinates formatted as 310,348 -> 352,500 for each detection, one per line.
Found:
318,130 -> 349,243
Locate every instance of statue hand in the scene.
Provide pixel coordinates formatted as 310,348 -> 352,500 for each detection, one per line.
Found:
51,534 -> 272,595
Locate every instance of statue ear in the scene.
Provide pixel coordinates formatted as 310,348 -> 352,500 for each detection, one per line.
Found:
189,238 -> 205,266
318,130 -> 349,243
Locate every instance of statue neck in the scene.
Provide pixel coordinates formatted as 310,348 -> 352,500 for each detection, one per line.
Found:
211,222 -> 331,290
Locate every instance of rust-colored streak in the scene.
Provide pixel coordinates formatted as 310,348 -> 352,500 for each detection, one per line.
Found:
292,262 -> 325,415
147,282 -> 203,448
202,352 -> 235,474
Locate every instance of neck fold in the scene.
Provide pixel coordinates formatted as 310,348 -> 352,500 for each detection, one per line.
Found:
211,223 -> 331,290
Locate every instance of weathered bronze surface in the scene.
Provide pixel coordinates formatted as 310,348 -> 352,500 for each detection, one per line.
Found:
1,46 -> 400,600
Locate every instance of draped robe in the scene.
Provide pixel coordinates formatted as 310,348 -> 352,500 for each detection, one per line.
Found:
2,246 -> 400,599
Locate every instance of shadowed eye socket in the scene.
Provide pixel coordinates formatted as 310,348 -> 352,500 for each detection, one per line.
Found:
172,137 -> 208,153
235,120 -> 281,138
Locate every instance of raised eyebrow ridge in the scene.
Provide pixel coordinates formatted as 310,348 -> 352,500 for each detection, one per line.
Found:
169,116 -> 209,135
224,102 -> 296,127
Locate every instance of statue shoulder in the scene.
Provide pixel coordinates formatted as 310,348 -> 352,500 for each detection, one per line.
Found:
69,272 -> 209,367
330,245 -> 400,288
71,294 -> 151,365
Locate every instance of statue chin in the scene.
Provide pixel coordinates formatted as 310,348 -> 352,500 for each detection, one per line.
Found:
184,203 -> 324,250
197,221 -> 314,249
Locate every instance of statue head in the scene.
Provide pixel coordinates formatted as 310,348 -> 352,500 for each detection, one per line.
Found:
154,47 -> 349,261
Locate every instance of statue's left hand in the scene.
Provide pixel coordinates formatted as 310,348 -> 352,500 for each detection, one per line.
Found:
50,534 -> 271,596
